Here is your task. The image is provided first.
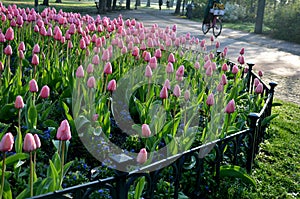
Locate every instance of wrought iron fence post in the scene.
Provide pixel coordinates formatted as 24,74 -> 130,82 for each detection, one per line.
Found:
115,171 -> 128,199
268,82 -> 278,115
246,113 -> 260,173
246,63 -> 255,91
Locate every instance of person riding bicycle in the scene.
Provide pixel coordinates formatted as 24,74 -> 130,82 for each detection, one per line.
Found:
203,0 -> 221,25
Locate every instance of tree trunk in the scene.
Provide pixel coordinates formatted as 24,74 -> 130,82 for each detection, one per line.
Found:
175,0 -> 182,14
112,0 -> 117,10
254,0 -> 265,34
42,0 -> 49,6
146,0 -> 150,7
126,0 -> 130,9
55,0 -> 62,3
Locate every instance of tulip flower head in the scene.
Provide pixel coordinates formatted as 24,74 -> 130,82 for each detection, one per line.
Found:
34,134 -> 41,149
29,79 -> 38,92
0,132 -> 14,152
39,85 -> 50,99
31,54 -> 39,66
76,65 -> 85,78
104,62 -> 113,74
87,76 -> 96,88
4,45 -> 12,56
145,65 -> 153,78
15,95 -> 24,109
258,70 -> 264,77
225,99 -> 235,114
255,83 -> 264,94
173,84 -> 181,98
107,79 -> 117,92
206,93 -> 215,106
184,90 -> 190,101
142,124 -> 151,137
23,133 -> 37,152
168,53 -> 175,63
160,85 -> 168,99
176,65 -> 185,77
5,27 -> 14,41
232,65 -> 239,75
137,148 -> 147,164
56,120 -> 72,141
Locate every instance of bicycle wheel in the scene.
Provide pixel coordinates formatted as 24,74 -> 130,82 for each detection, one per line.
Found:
202,23 -> 210,35
212,18 -> 222,37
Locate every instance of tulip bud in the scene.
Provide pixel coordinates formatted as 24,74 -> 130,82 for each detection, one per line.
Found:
232,65 -> 239,75
76,65 -> 84,78
31,54 -> 39,66
56,120 -> 72,141
137,148 -> 147,164
107,79 -> 117,92
206,93 -> 214,106
15,95 -> 24,109
104,62 -> 112,75
39,85 -> 50,99
225,99 -> 235,114
167,53 -> 175,63
184,90 -> 190,101
0,132 -> 14,152
87,76 -> 96,88
160,86 -> 168,99
141,124 -> 151,137
4,45 -> 12,56
145,65 -> 152,78
87,63 -> 94,74
173,84 -> 181,98
34,134 -> 41,149
23,133 -> 37,152
255,83 -> 264,94
5,27 -> 14,41
176,65 -> 184,77
29,79 -> 38,92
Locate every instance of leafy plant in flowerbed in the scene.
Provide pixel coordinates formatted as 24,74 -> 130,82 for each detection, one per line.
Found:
0,2 -> 271,198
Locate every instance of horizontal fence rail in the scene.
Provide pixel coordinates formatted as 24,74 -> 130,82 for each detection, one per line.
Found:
32,62 -> 278,199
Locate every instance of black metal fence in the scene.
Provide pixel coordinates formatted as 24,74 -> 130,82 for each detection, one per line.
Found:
32,63 -> 277,199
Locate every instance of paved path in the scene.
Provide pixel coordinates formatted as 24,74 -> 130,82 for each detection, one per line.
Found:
102,7 -> 300,105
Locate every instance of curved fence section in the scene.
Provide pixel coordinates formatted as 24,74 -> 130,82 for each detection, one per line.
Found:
32,62 -> 277,199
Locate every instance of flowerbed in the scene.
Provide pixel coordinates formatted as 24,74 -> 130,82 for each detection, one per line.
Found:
0,3 -> 269,198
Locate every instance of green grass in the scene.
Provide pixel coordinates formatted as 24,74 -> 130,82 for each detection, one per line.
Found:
223,22 -> 272,34
213,100 -> 300,199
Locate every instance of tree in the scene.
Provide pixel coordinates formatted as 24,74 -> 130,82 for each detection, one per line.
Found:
41,0 -> 49,6
254,0 -> 266,34
175,0 -> 182,14
55,0 -> 62,3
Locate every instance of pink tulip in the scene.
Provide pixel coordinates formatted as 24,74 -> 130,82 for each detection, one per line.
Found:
145,65 -> 153,77
164,79 -> 171,90
0,132 -> 14,152
18,41 -> 25,51
244,67 -> 249,74
107,79 -> 117,92
40,85 -> 50,99
160,86 -> 168,99
4,45 -> 12,56
0,33 -> 6,43
194,61 -> 200,70
132,46 -> 139,57
76,65 -> 84,78
215,41 -> 220,49
254,78 -> 260,87
68,41 -> 73,49
221,74 -> 227,85
217,83 -> 224,92
29,79 -> 38,93
238,55 -> 245,65
225,99 -> 235,114
92,54 -> 100,65
184,90 -> 190,101
23,133 -> 37,152
15,95 -> 24,109
144,51 -> 151,62
200,39 -> 206,48
87,64 -> 94,74
104,62 -> 113,74
142,124 -> 151,137
172,24 -> 177,32
5,27 -> 14,41
149,57 -> 157,69
87,76 -> 96,88
79,38 -> 86,49
210,35 -> 214,42
204,60 -> 211,69
102,49 -> 110,61
222,63 -> 228,72
166,62 -> 174,74
232,65 -> 239,75
255,83 -> 264,94
211,62 -> 217,71
34,134 -> 41,149
31,54 -> 39,66
19,50 -> 25,60
168,53 -> 175,63
121,46 -> 127,54
176,65 -> 185,77
240,47 -> 245,55
32,44 -> 40,54
206,66 -> 213,76
154,49 -> 162,59
56,120 -> 72,141
223,47 -> 228,57
206,93 -> 214,106
173,84 -> 181,98
137,148 -> 147,164
258,70 -> 263,77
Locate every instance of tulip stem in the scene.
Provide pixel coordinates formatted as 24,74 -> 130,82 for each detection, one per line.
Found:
0,152 -> 6,199
60,141 -> 65,188
30,152 -> 33,197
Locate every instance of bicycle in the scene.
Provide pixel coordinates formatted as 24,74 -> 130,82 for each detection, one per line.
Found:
202,8 -> 224,37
